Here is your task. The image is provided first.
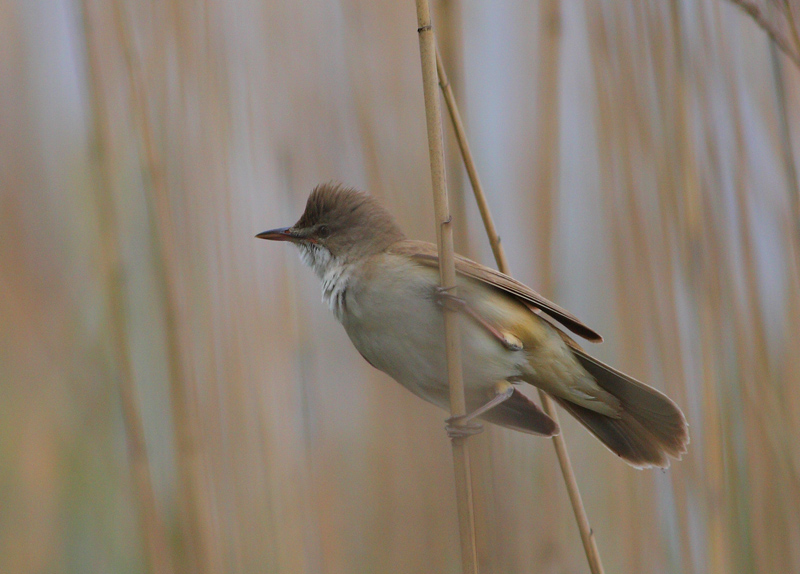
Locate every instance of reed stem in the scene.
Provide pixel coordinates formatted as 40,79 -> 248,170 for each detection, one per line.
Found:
436,43 -> 606,574
79,3 -> 175,572
414,3 -> 478,573
112,2 -> 220,573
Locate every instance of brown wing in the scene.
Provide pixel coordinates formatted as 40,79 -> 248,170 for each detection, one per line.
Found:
388,239 -> 603,342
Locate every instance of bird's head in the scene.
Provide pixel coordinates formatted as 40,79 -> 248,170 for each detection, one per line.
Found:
257,183 -> 405,276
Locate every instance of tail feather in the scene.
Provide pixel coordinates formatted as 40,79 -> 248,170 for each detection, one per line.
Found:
561,349 -> 689,468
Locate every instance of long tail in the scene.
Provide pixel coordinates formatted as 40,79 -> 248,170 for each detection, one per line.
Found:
555,348 -> 689,469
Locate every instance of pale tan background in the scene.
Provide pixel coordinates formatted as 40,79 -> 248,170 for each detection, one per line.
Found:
2,0 -> 800,572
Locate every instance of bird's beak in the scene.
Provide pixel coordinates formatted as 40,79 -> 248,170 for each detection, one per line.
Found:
256,227 -> 299,242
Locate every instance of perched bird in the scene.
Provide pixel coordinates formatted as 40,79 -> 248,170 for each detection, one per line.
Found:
258,183 -> 688,468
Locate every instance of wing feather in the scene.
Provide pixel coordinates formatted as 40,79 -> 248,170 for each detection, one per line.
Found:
388,240 -> 602,342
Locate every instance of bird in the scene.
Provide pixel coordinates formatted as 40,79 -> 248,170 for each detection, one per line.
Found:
257,183 -> 688,468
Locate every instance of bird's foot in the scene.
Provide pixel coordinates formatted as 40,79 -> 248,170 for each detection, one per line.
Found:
433,285 -> 467,312
445,417 -> 484,439
444,382 -> 516,439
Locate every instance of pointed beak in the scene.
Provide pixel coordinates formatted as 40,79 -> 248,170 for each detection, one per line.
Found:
256,227 -> 299,242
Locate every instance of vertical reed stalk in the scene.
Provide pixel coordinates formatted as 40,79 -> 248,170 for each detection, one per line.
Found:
715,4 -> 800,568
670,5 -> 730,571
530,0 -> 562,297
435,48 -> 508,272
414,3 -> 478,573
79,2 -> 175,573
436,43 -> 605,574
436,0 -> 470,254
634,5 -> 694,570
111,2 -> 220,573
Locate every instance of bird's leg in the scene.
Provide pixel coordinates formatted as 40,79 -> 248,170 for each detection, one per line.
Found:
433,287 -> 523,351
445,381 -> 515,439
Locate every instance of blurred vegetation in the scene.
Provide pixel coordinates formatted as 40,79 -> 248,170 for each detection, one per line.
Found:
1,0 -> 799,573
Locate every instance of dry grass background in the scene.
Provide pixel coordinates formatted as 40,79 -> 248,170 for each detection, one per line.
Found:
1,0 -> 799,572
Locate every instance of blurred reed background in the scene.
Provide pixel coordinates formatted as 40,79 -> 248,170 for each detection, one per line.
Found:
1,0 -> 799,572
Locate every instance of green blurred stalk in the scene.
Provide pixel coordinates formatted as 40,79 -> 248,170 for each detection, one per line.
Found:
79,1 -> 175,573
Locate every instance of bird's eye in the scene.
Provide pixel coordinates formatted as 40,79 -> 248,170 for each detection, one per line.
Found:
317,225 -> 330,238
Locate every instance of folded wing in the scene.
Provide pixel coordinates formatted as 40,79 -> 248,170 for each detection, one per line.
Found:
388,239 -> 603,342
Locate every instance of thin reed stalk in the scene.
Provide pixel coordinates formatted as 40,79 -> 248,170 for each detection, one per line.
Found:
79,2 -> 175,573
414,3 -> 478,573
435,0 -> 470,255
583,7 -> 661,570
435,43 -> 606,574
669,5 -> 731,572
530,0 -> 561,297
111,2 -> 220,573
434,48 -> 508,272
717,0 -> 800,491
696,207 -> 732,574
630,5 -> 695,570
711,4 -> 800,568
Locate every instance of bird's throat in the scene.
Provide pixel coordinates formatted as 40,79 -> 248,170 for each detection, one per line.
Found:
297,243 -> 351,321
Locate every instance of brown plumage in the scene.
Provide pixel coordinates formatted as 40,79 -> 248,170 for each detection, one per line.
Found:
388,240 -> 603,342
389,239 -> 688,467
258,183 -> 689,468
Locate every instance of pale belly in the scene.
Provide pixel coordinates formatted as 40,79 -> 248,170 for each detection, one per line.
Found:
340,257 -> 528,411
